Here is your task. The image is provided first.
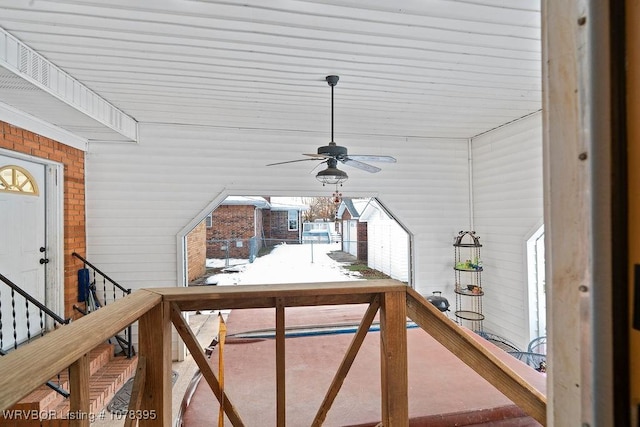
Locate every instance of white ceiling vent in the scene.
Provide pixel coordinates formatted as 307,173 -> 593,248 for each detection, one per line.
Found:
19,45 -> 49,87
0,27 -> 137,143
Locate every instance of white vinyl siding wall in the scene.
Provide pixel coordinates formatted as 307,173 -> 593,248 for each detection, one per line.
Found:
85,124 -> 470,355
470,112 -> 543,349
367,218 -> 410,283
85,116 -> 544,353
86,124 -> 469,291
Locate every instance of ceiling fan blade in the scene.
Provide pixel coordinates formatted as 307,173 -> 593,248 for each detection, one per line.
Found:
266,158 -> 323,166
341,158 -> 381,173
303,153 -> 331,159
347,155 -> 397,163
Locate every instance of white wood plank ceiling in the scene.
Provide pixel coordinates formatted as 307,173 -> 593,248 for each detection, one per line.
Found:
0,0 -> 541,143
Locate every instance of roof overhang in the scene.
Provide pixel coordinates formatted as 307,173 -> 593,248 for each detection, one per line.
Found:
0,27 -> 138,145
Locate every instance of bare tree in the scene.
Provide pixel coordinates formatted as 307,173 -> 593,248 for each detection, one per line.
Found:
302,196 -> 340,222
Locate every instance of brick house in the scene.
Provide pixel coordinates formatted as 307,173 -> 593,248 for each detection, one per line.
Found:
204,196 -> 306,260
184,197 -> 306,279
262,198 -> 306,245
205,196 -> 270,259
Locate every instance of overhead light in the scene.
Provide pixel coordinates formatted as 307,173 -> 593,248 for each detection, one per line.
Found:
316,158 -> 348,185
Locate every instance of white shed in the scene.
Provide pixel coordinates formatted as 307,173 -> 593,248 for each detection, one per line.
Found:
359,200 -> 409,283
336,198 -> 370,258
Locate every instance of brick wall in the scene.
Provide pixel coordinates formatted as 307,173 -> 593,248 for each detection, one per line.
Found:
266,210 -> 299,244
357,222 -> 368,262
206,205 -> 256,258
0,120 -> 86,318
186,220 -> 207,282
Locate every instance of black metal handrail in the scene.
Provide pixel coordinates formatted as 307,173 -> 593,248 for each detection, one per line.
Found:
71,252 -> 134,358
71,252 -> 130,294
0,273 -> 69,326
0,273 -> 70,398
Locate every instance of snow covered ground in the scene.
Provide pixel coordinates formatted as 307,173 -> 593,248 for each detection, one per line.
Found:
203,242 -> 363,286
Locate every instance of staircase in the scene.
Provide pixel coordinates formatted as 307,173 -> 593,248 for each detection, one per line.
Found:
0,343 -> 137,426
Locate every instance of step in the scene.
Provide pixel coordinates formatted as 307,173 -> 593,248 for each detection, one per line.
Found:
0,344 -> 137,426
51,354 -> 138,419
1,343 -> 115,414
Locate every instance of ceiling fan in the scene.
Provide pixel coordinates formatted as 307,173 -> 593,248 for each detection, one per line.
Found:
266,75 -> 396,185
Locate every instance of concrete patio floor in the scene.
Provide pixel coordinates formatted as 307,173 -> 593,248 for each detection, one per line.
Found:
180,305 -> 545,427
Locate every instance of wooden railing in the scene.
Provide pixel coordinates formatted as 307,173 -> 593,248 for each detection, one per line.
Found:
0,280 -> 546,426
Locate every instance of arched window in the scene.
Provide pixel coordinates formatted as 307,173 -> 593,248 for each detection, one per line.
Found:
0,165 -> 39,195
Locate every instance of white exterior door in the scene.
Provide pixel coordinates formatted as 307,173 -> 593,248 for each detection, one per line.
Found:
343,220 -> 358,257
0,155 -> 46,349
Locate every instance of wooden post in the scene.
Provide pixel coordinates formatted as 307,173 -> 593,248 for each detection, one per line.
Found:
379,290 -> 408,426
69,353 -> 90,427
275,298 -> 286,427
138,301 -> 172,427
125,356 -> 147,427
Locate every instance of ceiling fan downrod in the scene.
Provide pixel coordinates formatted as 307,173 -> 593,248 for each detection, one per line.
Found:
326,75 -> 339,145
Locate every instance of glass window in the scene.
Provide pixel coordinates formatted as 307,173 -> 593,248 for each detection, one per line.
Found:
0,165 -> 38,195
206,214 -> 213,228
288,210 -> 298,231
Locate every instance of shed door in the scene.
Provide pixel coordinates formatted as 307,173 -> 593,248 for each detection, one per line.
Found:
344,220 -> 358,257
0,155 -> 46,349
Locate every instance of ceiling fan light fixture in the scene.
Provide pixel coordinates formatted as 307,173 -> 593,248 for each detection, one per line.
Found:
316,166 -> 348,186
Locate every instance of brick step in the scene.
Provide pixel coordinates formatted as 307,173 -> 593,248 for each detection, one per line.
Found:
51,354 -> 138,419
0,344 -> 137,426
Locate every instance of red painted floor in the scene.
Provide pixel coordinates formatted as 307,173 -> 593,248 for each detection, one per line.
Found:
181,305 -> 544,426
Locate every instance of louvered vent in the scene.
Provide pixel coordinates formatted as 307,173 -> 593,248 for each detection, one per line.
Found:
1,27 -> 137,142
18,45 -> 49,87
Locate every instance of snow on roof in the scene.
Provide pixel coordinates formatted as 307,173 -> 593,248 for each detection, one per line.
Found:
269,197 -> 309,211
222,196 -> 271,209
359,199 -> 391,221
220,196 -> 307,211
269,202 -> 309,211
337,198 -> 372,219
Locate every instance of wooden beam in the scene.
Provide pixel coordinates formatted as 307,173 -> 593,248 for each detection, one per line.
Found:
379,290 -> 408,426
69,353 -> 90,427
151,280 -> 405,311
138,301 -> 172,427
174,293 -> 376,312
275,298 -> 286,427
125,356 -> 147,427
311,296 -> 380,427
0,290 -> 161,410
169,303 -> 245,426
405,287 -> 546,425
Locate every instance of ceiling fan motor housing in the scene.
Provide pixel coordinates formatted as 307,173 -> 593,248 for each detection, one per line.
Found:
317,143 -> 348,158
